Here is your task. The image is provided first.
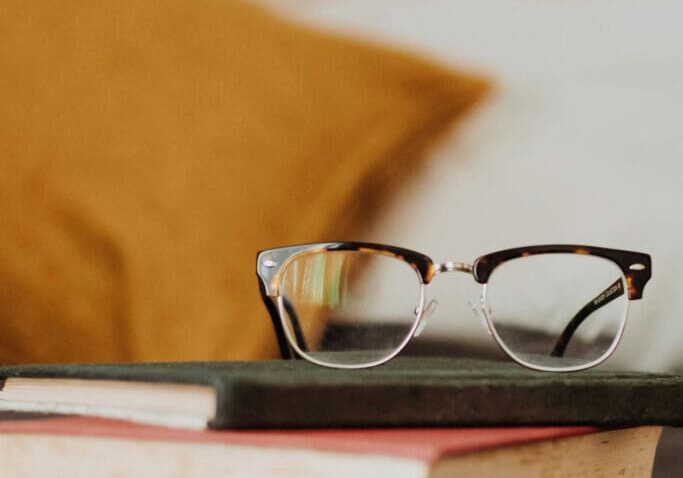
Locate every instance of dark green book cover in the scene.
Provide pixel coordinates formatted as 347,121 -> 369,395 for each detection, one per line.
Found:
0,357 -> 681,429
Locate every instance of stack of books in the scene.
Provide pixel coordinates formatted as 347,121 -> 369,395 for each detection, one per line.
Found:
0,357 -> 680,477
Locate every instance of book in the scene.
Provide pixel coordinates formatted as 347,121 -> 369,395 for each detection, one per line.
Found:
0,357 -> 681,429
0,417 -> 663,478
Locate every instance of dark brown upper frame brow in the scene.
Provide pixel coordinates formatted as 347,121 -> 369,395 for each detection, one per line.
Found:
472,245 -> 652,300
312,242 -> 435,282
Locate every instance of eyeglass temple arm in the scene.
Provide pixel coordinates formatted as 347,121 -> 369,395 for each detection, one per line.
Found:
550,278 -> 625,357
258,280 -> 294,359
257,279 -> 309,359
281,295 -> 310,354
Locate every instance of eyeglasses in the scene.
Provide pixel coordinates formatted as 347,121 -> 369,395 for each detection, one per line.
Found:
256,242 -> 652,371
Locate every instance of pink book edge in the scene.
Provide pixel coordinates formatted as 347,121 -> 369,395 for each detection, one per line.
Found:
0,416 -> 598,463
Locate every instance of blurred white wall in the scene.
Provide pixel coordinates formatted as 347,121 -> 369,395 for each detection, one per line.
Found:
268,0 -> 683,372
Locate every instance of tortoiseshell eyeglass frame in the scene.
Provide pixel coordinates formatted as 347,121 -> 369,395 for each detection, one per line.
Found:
256,242 -> 652,372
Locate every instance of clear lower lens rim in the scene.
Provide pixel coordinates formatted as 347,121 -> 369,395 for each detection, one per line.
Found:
480,281 -> 630,372
276,282 -> 427,370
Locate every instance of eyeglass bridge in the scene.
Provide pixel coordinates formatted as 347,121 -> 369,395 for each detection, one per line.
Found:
434,261 -> 473,276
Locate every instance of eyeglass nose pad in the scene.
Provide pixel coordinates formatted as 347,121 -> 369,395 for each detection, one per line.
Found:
413,299 -> 438,337
468,300 -> 494,337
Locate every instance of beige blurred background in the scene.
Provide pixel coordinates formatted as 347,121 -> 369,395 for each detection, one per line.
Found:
268,0 -> 683,372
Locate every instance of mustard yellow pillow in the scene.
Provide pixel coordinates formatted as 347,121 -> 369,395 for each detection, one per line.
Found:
0,0 -> 489,363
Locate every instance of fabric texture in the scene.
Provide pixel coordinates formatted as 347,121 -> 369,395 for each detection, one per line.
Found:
0,0 -> 488,363
0,358 -> 681,428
